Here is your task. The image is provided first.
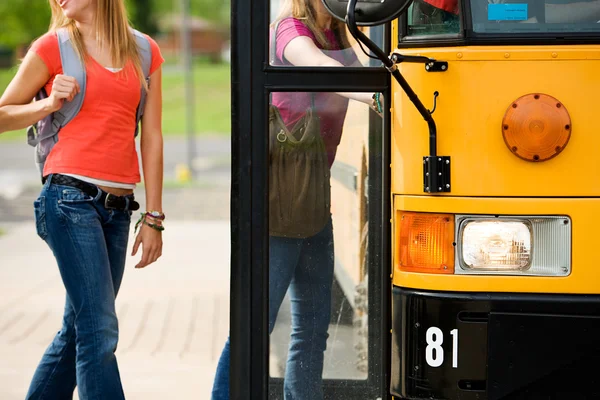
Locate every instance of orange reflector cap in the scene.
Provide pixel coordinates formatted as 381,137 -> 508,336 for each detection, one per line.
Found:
396,212 -> 455,274
502,93 -> 571,162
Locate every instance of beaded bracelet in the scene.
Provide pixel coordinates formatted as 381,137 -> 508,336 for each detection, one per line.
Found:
135,212 -> 165,233
143,219 -> 165,232
372,92 -> 383,114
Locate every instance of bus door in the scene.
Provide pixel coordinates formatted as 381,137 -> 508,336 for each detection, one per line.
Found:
228,0 -> 397,399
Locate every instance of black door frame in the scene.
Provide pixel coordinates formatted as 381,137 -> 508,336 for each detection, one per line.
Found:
230,0 -> 392,398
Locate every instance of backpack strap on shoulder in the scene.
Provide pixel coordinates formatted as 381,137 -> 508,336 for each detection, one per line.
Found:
54,28 -> 86,131
131,29 -> 152,137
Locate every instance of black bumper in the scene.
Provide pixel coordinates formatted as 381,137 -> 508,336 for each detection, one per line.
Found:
391,287 -> 600,400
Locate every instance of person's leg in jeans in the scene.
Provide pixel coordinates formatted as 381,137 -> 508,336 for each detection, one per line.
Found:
211,235 -> 304,400
26,297 -> 78,399
283,220 -> 334,400
26,183 -> 127,400
211,337 -> 230,400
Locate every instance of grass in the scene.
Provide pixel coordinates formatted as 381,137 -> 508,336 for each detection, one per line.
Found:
0,60 -> 231,142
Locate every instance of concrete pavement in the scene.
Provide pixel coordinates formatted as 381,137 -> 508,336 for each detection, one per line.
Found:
0,220 -> 231,400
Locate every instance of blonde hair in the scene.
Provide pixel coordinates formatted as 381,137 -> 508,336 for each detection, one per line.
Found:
48,0 -> 147,89
273,0 -> 350,50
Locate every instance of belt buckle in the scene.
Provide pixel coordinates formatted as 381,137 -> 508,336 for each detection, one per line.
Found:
104,193 -> 118,209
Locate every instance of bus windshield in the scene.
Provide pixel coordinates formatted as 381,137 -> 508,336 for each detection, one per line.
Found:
470,0 -> 600,34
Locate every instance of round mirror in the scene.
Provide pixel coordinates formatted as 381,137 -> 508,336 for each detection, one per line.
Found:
321,0 -> 414,26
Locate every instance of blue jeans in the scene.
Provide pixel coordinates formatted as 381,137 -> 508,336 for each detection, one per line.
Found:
26,176 -> 131,400
212,219 -> 334,400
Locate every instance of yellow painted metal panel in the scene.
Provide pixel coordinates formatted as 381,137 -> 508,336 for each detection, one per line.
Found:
390,46 -> 600,196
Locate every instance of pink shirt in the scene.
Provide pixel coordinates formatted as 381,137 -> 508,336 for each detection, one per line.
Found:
271,18 -> 358,167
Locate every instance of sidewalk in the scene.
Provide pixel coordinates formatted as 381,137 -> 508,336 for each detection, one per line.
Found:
0,220 -> 231,400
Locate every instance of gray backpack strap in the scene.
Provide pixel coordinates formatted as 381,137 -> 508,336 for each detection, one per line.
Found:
132,29 -> 152,137
28,29 -> 85,147
54,28 -> 86,131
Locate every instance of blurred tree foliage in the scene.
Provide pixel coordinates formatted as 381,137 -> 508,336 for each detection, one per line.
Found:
0,0 -> 51,50
127,0 -> 158,35
0,0 -> 229,51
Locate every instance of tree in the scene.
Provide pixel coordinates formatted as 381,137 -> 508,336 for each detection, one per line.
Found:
152,0 -> 230,26
0,0 -> 51,50
127,0 -> 159,35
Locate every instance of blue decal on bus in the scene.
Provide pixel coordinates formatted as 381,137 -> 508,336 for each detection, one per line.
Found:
488,3 -> 528,21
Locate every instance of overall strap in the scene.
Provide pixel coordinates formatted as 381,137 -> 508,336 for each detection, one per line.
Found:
131,29 -> 152,137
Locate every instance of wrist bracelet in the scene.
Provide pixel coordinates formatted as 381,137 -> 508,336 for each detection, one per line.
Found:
135,212 -> 165,233
146,210 -> 165,221
143,219 -> 165,232
372,92 -> 382,114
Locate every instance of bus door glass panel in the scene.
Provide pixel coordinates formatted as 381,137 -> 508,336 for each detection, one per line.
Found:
269,0 -> 385,67
267,90 -> 383,391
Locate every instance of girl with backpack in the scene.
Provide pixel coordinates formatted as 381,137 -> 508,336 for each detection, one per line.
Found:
0,0 -> 164,398
211,0 -> 383,399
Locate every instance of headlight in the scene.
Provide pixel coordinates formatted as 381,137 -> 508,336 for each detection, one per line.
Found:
456,215 -> 571,276
461,220 -> 531,270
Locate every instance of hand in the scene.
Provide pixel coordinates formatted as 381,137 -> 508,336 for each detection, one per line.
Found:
47,74 -> 81,112
132,223 -> 163,269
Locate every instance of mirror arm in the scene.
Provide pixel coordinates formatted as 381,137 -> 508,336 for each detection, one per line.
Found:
345,0 -> 437,157
390,53 -> 435,65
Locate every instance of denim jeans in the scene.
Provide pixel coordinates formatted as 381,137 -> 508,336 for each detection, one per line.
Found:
212,219 -> 334,400
26,175 -> 131,400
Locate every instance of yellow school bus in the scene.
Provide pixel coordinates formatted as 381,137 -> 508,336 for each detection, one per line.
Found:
387,1 -> 600,398
326,0 -> 600,397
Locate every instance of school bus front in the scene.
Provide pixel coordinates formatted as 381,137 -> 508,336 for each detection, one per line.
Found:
389,2 -> 600,399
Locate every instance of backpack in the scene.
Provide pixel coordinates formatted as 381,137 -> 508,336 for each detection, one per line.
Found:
26,28 -> 152,180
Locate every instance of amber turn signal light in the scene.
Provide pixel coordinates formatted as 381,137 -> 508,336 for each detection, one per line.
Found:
502,93 -> 571,162
396,211 -> 455,274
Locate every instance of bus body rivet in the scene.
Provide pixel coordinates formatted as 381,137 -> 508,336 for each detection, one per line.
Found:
504,53 -> 510,58
552,52 -> 558,58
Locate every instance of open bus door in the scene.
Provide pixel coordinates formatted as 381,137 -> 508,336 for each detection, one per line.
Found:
227,0 -> 411,398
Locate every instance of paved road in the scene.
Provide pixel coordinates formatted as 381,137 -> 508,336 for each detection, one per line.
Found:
0,221 -> 231,400
0,137 -> 232,399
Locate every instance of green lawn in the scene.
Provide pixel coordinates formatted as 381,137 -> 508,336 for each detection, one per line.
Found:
0,61 -> 230,142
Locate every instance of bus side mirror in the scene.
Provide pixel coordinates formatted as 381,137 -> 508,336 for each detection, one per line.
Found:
321,0 -> 414,26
